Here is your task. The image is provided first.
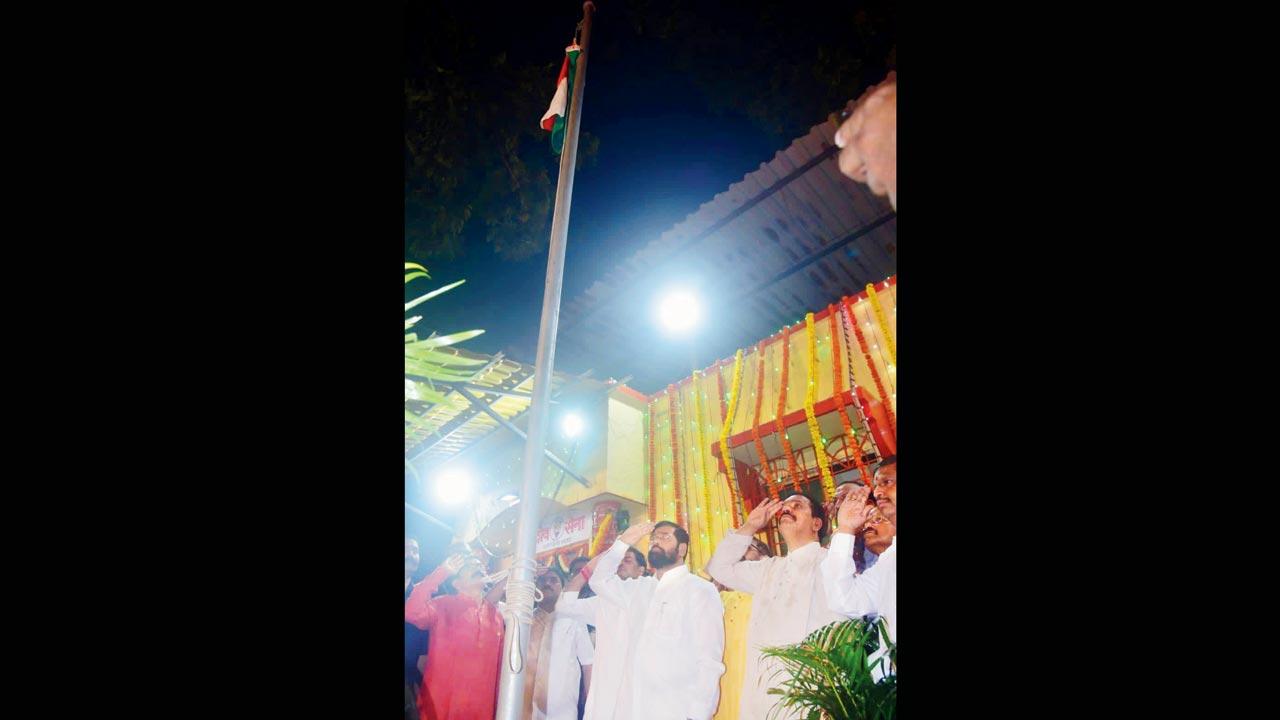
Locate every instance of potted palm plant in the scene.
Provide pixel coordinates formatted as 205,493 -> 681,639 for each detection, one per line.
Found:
761,618 -> 896,720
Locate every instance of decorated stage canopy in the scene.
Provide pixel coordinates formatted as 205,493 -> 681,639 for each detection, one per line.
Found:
643,278 -> 896,570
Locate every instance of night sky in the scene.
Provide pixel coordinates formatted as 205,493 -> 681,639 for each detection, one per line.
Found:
405,1 -> 883,374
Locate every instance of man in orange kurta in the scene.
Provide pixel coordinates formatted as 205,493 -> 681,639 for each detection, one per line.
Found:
405,555 -> 506,720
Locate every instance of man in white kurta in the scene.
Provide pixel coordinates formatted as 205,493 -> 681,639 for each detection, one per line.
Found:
820,459 -> 897,678
706,493 -> 843,720
538,611 -> 595,720
555,547 -> 648,720
589,520 -> 726,720
525,570 -> 595,720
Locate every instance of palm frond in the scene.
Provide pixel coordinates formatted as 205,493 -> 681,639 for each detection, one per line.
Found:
405,263 -> 484,420
761,618 -> 896,720
405,279 -> 467,312
405,329 -> 487,352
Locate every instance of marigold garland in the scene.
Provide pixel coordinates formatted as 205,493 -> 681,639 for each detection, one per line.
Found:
691,370 -> 715,547
718,350 -> 746,526
714,363 -> 734,523
589,512 -> 613,556
840,298 -> 885,469
716,364 -> 728,418
848,300 -> 897,430
829,304 -> 873,487
666,384 -> 684,527
749,340 -> 779,500
648,400 -> 659,521
865,282 -> 897,366
804,313 -> 838,501
775,323 -> 802,493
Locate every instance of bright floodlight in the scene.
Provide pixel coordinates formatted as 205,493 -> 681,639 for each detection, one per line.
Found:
435,468 -> 471,506
657,289 -> 702,334
562,412 -> 585,439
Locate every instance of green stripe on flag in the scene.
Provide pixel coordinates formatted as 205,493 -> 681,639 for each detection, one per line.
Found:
551,48 -> 580,155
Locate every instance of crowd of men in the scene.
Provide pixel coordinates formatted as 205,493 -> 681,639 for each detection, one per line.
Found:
405,456 -> 897,720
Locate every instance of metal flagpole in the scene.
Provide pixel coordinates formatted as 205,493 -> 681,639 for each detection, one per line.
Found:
494,4 -> 595,720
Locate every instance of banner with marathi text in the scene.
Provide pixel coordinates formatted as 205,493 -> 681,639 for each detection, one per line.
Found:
535,512 -> 591,554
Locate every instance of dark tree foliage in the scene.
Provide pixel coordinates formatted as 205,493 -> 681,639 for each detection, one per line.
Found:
404,0 -> 892,262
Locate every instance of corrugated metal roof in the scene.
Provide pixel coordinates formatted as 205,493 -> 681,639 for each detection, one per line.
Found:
557,113 -> 896,393
404,350 -> 569,465
404,345 -> 625,489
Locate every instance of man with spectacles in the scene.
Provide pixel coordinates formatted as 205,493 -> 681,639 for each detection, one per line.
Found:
706,491 -> 844,720
862,510 -> 895,565
820,457 -> 897,678
404,554 -> 506,720
831,477 -> 896,571
588,520 -> 725,720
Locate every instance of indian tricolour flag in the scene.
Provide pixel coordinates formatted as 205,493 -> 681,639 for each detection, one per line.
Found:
540,44 -> 581,154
